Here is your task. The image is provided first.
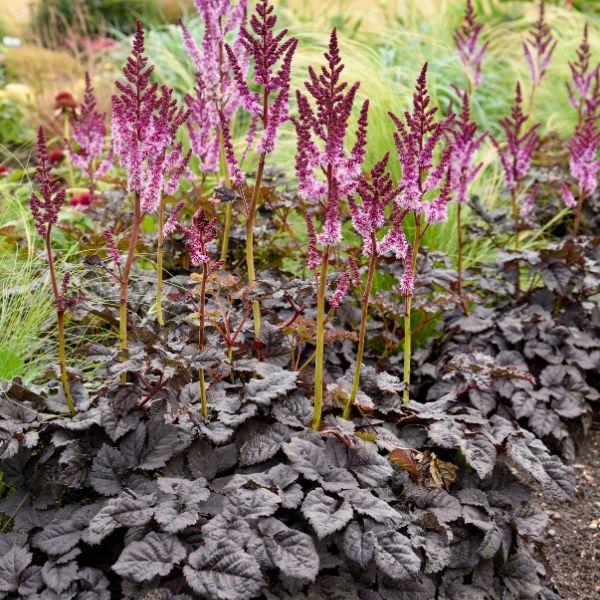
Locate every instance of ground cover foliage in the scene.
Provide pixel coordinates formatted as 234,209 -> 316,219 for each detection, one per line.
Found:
0,0 -> 599,598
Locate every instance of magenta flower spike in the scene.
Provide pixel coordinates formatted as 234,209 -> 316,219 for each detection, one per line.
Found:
566,23 -> 600,122
293,28 -> 369,249
180,1 -> 249,177
453,0 -> 489,88
112,23 -> 190,214
448,91 -> 487,205
67,73 -> 113,201
523,0 -> 557,89
491,83 -> 539,194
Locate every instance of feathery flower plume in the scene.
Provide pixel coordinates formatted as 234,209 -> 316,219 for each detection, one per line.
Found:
305,213 -> 319,272
520,180 -> 540,217
453,0 -> 489,88
491,83 -> 539,193
559,182 -> 576,209
112,23 -> 189,214
329,271 -> 350,309
347,256 -> 362,289
399,245 -> 414,298
28,127 -> 75,416
566,23 -> 600,122
567,115 -> 600,234
448,91 -> 487,204
68,73 -> 113,201
349,152 -> 394,256
181,1 -> 248,177
523,0 -> 557,88
293,28 -> 369,248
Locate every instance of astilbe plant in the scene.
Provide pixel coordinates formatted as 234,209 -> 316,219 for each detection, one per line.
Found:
566,23 -> 600,123
566,115 -> 600,235
453,0 -> 489,92
448,90 -> 487,312
29,127 -> 75,416
491,83 -> 539,253
111,22 -> 190,342
67,73 -> 113,202
343,153 -> 396,418
523,0 -> 557,113
225,0 -> 297,337
292,28 -> 369,429
163,201 -> 224,417
378,63 -> 455,405
180,0 -> 248,259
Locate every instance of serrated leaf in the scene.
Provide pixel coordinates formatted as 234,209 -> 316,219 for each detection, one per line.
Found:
223,487 -> 280,519
282,437 -> 327,481
41,560 -> 79,594
460,436 -> 497,479
0,546 -> 32,593
155,478 -> 209,533
259,517 -> 319,582
347,443 -> 393,487
239,423 -> 290,466
339,488 -> 402,525
184,540 -> 264,600
112,532 -> 186,582
32,519 -> 83,556
301,488 -> 353,539
89,444 -> 128,496
373,530 -> 421,581
342,523 -> 374,568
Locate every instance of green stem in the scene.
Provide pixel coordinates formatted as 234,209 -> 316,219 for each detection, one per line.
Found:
219,127 -> 233,261
198,261 -> 209,419
343,243 -> 377,420
156,195 -> 165,326
63,113 -> 75,189
119,192 -> 142,356
402,217 -> 421,406
58,310 -> 75,416
247,152 -> 266,339
312,246 -> 330,430
573,188 -> 585,236
510,187 -> 521,300
45,229 -> 74,416
457,203 -> 470,315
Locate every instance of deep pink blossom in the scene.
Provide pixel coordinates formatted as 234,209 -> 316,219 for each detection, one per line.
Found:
523,0 -> 557,87
448,91 -> 487,204
29,127 -> 66,237
305,213 -> 319,271
292,28 -> 369,249
224,0 -> 297,159
559,182 -> 577,208
181,1 -> 250,175
568,116 -> 600,197
453,0 -> 489,86
347,256 -> 361,288
329,271 -> 350,308
68,73 -> 113,199
520,180 -> 540,216
112,22 -> 190,213
566,23 -> 600,121
163,205 -> 220,267
399,245 -> 414,297
349,152 -> 395,256
491,83 -> 539,191
390,64 -> 455,214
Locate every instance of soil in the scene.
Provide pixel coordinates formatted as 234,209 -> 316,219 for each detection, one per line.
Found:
543,424 -> 600,600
